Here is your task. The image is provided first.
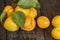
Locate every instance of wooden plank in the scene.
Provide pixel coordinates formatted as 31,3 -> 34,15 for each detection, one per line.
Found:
55,0 -> 60,15
7,31 -> 19,40
0,0 -> 6,40
5,0 -> 45,40
7,28 -> 44,40
40,0 -> 60,40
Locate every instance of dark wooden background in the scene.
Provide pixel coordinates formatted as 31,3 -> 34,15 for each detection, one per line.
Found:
0,0 -> 60,40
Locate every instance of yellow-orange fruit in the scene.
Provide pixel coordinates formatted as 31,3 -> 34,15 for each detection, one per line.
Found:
37,16 -> 50,29
51,27 -> 60,39
3,5 -> 12,12
22,17 -> 36,31
7,8 -> 14,17
52,15 -> 60,27
4,17 -> 19,32
15,6 -> 37,18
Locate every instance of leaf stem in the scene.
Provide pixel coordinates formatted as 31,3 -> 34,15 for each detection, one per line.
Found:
12,0 -> 17,7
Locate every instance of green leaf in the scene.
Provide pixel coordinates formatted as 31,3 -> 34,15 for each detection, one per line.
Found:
0,11 -> 6,24
17,0 -> 40,9
12,11 -> 26,27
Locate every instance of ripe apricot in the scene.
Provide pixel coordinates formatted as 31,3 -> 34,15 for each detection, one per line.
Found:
22,17 -> 36,31
4,17 -> 19,31
15,6 -> 37,18
3,5 -> 14,17
51,27 -> 60,39
37,16 -> 50,29
52,15 -> 60,27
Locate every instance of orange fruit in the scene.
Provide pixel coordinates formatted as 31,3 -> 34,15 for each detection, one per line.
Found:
21,17 -> 36,31
7,8 -> 14,17
15,6 -> 29,16
15,6 -> 37,18
52,15 -> 60,27
51,27 -> 60,39
28,8 -> 37,18
3,5 -> 14,17
4,17 -> 19,32
37,16 -> 50,29
3,5 -> 13,12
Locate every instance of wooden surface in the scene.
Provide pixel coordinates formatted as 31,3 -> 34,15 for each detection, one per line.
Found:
0,0 -> 60,40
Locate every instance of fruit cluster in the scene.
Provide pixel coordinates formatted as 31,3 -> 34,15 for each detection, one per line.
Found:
2,5 -> 37,31
1,5 -> 50,32
0,0 -> 60,40
0,0 -> 40,32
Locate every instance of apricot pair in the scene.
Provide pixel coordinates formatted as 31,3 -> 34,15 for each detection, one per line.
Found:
51,15 -> 60,39
3,5 -> 36,32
